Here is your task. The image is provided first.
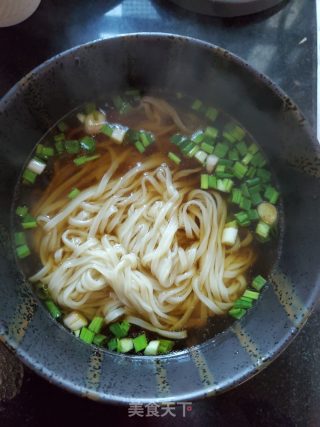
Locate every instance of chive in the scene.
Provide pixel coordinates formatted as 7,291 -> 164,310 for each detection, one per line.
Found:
79,327 -> 95,344
135,141 -> 145,153
57,121 -> 69,132
16,205 -> 28,217
250,191 -> 263,206
21,214 -> 37,229
264,186 -> 279,204
252,275 -> 267,291
73,154 -> 100,166
246,166 -> 257,179
191,99 -> 203,111
88,316 -> 104,334
217,178 -> 233,193
223,132 -> 236,144
44,300 -> 62,320
201,174 -> 209,189
109,320 -> 131,338
248,143 -> 259,154
170,134 -> 185,145
101,124 -> 113,137
252,152 -> 267,167
68,188 -> 80,199
206,107 -> 219,122
84,102 -> 96,114
191,130 -> 205,144
246,177 -> 261,187
201,142 -> 214,154
243,290 -> 260,300
240,197 -> 252,211
256,221 -> 271,240
80,136 -> 96,152
14,232 -> 27,246
208,175 -> 217,189
231,188 -> 242,205
55,140 -> 64,154
158,339 -> 174,354
204,127 -> 218,139
168,152 -> 181,165
107,337 -> 118,351
54,133 -> 65,143
65,140 -> 80,154
133,334 -> 148,352
233,299 -> 253,309
257,168 -> 271,183
236,141 -> 247,157
233,162 -> 248,179
242,153 -> 253,166
194,150 -> 207,164
235,211 -> 250,227
117,338 -> 134,353
214,143 -> 229,158
22,169 -> 37,184
228,148 -> 239,161
247,209 -> 259,221
229,307 -> 246,319
16,244 -> 31,259
93,334 -> 107,347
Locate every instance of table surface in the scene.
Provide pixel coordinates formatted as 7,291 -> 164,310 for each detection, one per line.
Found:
0,1 -> 318,426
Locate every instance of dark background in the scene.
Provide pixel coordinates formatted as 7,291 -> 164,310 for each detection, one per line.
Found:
0,1 -> 318,426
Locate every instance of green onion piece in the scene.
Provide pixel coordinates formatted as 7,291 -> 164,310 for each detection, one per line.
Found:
232,125 -> 246,141
84,102 -> 96,114
194,150 -> 208,165
68,188 -> 80,199
252,275 -> 267,291
235,211 -> 250,227
246,177 -> 261,187
117,338 -> 134,353
252,152 -> 267,167
243,290 -> 260,300
79,327 -> 95,344
65,140 -> 80,154
205,107 -> 219,122
218,159 -> 233,167
246,166 -> 257,179
208,175 -> 217,189
107,337 -> 118,351
233,298 -> 253,309
109,320 -> 131,338
256,168 -> 271,183
44,300 -> 62,320
55,140 -> 64,154
16,205 -> 28,217
187,145 -> 200,158
80,136 -> 96,152
201,142 -> 214,154
21,214 -> 37,229
88,316 -> 104,334
228,148 -> 239,161
204,126 -> 218,139
100,124 -> 113,137
247,209 -> 259,221
223,131 -> 237,144
231,188 -> 242,205
236,141 -> 247,157
16,244 -> 31,259
255,221 -> 271,240
250,191 -> 263,206
240,197 -> 252,211
201,174 -> 209,189
181,141 -> 194,155
158,339 -> 174,354
222,224 -> 238,246
217,178 -> 233,193
229,307 -> 246,319
73,154 -> 100,166
54,133 -> 65,143
93,334 -> 107,347
140,132 -> 151,148
22,169 -> 37,184
168,152 -> 181,165
14,232 -> 27,246
189,131 -> 203,144
242,153 -> 253,166
241,183 -> 250,198
233,162 -> 248,179
170,134 -> 185,145
134,141 -> 145,154
57,121 -> 69,132
133,334 -> 148,352
264,186 -> 280,204
144,340 -> 160,356
216,164 -> 225,173
214,143 -> 229,158
191,99 -> 203,111
112,95 -> 125,111
248,143 -> 259,154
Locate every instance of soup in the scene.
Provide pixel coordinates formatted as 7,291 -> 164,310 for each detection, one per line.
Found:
13,90 -> 280,355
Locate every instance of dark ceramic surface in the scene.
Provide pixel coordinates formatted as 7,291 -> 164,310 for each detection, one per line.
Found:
0,0 -> 318,425
169,0 -> 285,17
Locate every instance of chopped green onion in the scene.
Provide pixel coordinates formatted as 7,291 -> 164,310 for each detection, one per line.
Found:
117,338 -> 134,353
109,320 -> 131,338
186,145 -> 200,158
240,197 -> 252,211
257,168 -> 271,183
21,214 -> 37,229
255,221 -> 271,240
206,154 -> 219,173
205,107 -> 219,122
181,142 -> 194,155
204,126 -> 218,139
44,300 -> 62,320
228,148 -> 239,161
134,141 -> 145,153
57,121 -> 69,132
243,290 -> 260,300
22,168 -> 37,184
16,244 -> 31,259
16,205 -> 28,217
168,152 -> 181,165
257,202 -> 278,225
250,191 -> 263,206
158,339 -> 174,354
191,99 -> 203,111
201,142 -> 214,154
36,144 -> 54,159
247,209 -> 259,221
223,131 -> 237,144
252,275 -> 267,291
65,140 -> 80,154
100,124 -> 113,137
231,188 -> 242,205
246,166 -> 257,179
208,175 -> 217,189
88,316 -> 104,334
107,337 -> 118,351
190,130 -> 204,144
14,232 -> 27,246
170,134 -> 185,145
68,188 -> 80,199
235,211 -> 250,227
55,140 -> 64,154
232,125 -> 246,141
233,298 -> 253,309
201,174 -> 209,189
236,141 -> 247,157
54,133 -> 65,143
194,150 -> 207,165
79,327 -> 95,344
80,136 -> 96,152
246,177 -> 261,187
252,152 -> 267,168
63,311 -> 88,330
93,334 -> 108,347
84,102 -> 96,114
242,153 -> 253,166
214,143 -> 229,158
248,143 -> 259,154
241,183 -> 250,198
133,334 -> 148,352
233,162 -> 248,179
264,186 -> 280,204
73,154 -> 100,166
229,307 -> 246,319
144,340 -> 160,356
217,178 -> 233,193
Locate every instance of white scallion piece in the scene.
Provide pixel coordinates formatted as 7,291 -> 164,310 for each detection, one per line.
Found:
84,111 -> 106,135
77,113 -> 86,123
194,150 -> 208,165
27,158 -> 46,175
63,311 -> 88,331
144,340 -> 160,356
222,223 -> 238,246
206,154 -> 219,173
111,126 -> 127,144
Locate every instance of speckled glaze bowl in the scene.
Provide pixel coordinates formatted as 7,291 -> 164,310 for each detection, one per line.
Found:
0,34 -> 319,404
